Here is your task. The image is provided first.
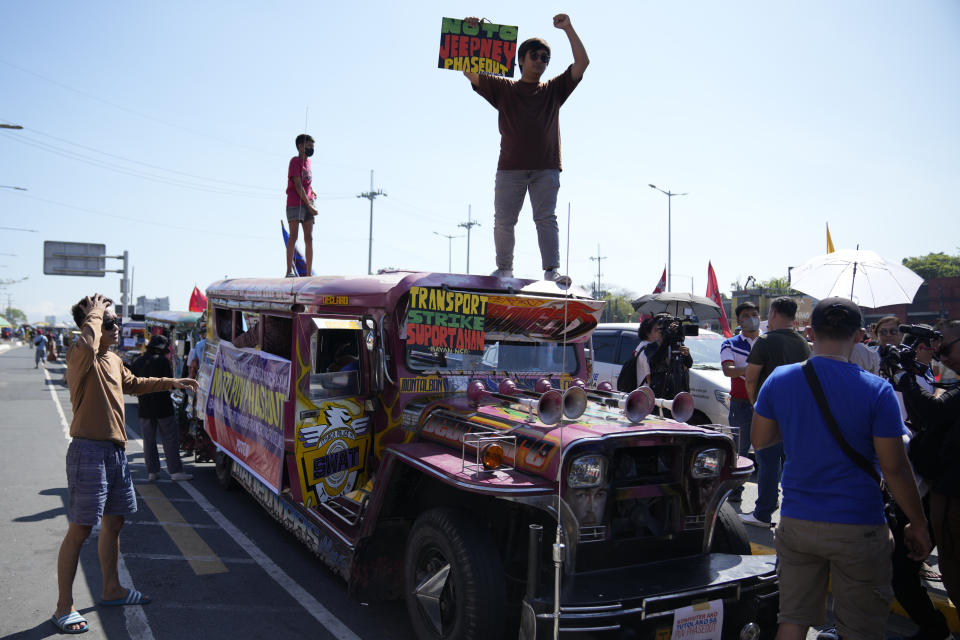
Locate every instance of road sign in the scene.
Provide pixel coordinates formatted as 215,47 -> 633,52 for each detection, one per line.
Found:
43,241 -> 107,277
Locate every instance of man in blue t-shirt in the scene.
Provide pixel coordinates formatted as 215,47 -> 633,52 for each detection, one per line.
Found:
751,297 -> 931,640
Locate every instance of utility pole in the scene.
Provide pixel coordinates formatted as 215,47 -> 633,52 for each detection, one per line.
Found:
589,244 -> 606,299
357,170 -> 386,275
458,204 -> 481,274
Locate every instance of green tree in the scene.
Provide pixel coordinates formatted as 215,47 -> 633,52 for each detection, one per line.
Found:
758,276 -> 791,292
603,290 -> 637,323
901,252 -> 960,280
4,308 -> 26,325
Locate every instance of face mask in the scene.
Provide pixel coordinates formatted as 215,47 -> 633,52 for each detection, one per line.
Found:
740,317 -> 760,332
305,148 -> 314,157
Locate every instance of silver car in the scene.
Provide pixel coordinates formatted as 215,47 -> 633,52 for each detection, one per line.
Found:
588,323 -> 731,425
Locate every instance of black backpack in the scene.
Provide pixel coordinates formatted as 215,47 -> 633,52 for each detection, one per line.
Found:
616,352 -> 639,392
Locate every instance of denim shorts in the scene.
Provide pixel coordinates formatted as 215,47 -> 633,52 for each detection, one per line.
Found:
66,438 -> 138,526
286,205 -> 313,222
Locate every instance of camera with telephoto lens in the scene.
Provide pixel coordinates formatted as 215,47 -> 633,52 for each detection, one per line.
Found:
877,324 -> 941,381
656,314 -> 699,347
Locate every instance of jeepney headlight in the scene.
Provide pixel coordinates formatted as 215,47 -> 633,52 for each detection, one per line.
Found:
567,455 -> 606,488
714,389 -> 730,410
691,448 -> 723,478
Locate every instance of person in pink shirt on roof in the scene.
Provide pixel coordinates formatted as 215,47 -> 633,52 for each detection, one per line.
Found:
285,133 -> 317,278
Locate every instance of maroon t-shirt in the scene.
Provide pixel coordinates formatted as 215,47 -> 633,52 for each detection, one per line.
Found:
473,65 -> 580,171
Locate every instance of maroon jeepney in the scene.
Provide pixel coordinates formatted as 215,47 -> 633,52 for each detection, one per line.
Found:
195,272 -> 777,640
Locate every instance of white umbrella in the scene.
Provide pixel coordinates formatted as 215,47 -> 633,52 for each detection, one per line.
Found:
790,249 -> 924,308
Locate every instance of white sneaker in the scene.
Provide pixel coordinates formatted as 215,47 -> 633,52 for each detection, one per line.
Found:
170,472 -> 193,481
490,269 -> 513,278
814,628 -> 838,640
148,473 -> 158,481
543,268 -> 561,281
739,512 -> 774,528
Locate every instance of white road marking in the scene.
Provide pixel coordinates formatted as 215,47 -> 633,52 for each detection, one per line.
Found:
43,365 -> 156,640
178,481 -> 363,640
122,552 -> 256,564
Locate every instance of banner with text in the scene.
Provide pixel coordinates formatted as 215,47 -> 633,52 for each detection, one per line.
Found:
438,17 -> 517,77
205,342 -> 290,493
406,286 -> 488,355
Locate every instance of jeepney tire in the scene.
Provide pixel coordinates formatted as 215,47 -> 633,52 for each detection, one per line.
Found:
404,508 -> 506,640
711,502 -> 752,554
214,450 -> 236,491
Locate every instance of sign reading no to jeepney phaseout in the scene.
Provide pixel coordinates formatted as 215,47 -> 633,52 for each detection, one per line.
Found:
438,17 -> 517,77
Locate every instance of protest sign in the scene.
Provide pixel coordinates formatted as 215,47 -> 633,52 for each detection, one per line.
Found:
205,342 -> 290,492
406,285 -> 488,355
438,17 -> 517,77
670,599 -> 724,639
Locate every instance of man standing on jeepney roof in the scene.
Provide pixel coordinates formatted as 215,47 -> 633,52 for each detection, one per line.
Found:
463,14 -> 588,282
285,133 -> 317,278
51,294 -> 198,634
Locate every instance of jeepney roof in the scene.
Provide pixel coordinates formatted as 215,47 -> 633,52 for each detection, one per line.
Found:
205,271 -> 596,311
144,310 -> 203,329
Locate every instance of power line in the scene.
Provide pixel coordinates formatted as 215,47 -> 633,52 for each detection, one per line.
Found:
589,244 -> 607,298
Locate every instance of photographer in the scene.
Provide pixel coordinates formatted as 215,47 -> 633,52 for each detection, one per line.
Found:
646,313 -> 693,399
895,320 -> 960,612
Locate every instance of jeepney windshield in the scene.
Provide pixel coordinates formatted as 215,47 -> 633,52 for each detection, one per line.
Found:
406,340 -> 579,374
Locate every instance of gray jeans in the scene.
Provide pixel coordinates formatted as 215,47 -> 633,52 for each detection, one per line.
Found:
493,169 -> 561,271
140,416 -> 183,474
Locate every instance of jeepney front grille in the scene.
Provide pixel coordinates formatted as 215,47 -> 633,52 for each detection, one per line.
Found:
578,525 -> 607,542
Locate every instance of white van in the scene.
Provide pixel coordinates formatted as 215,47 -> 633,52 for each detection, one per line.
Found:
589,323 -> 731,425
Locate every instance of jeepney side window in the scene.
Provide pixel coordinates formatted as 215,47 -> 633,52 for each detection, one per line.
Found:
232,310 -> 260,349
214,307 -> 233,341
262,315 -> 293,359
309,327 -> 361,399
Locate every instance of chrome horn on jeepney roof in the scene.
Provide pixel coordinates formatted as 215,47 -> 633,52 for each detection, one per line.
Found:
653,390 -> 695,423
467,379 -> 566,425
523,378 -> 588,421
590,381 -> 657,423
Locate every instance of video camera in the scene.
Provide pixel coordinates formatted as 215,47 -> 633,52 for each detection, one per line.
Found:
877,324 -> 942,381
655,314 -> 699,347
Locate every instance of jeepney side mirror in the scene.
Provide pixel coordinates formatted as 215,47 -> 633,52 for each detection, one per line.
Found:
363,317 -> 376,352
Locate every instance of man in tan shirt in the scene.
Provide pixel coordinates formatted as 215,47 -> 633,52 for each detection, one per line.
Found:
52,294 -> 197,634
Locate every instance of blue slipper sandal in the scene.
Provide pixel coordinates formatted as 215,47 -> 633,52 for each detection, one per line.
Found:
51,611 -> 89,634
100,588 -> 151,606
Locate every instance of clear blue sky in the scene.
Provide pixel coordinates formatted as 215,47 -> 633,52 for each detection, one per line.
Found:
2,1 -> 958,322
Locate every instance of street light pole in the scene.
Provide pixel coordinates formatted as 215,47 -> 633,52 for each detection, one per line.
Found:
649,184 -> 688,292
433,231 -> 464,272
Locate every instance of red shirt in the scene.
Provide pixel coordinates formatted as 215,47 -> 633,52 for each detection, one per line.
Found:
286,156 -> 314,208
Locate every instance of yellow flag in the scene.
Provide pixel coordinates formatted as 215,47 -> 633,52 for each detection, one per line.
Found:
826,223 -> 835,253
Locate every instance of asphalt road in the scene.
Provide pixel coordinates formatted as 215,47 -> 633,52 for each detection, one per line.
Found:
0,341 -> 938,639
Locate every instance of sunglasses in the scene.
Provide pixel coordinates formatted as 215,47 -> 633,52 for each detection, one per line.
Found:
877,328 -> 899,337
937,337 -> 959,359
527,52 -> 550,63
103,316 -> 122,330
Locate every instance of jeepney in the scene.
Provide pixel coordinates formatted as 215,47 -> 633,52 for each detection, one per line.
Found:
196,272 -> 778,640
144,310 -> 203,376
117,319 -> 146,365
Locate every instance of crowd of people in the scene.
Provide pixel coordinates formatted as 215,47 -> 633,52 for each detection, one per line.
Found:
712,296 -> 959,640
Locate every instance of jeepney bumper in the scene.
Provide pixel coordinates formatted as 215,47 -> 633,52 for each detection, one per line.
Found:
520,553 -> 778,639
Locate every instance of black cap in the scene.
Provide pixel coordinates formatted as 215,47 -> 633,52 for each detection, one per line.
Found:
811,297 -> 862,332
147,335 -> 169,351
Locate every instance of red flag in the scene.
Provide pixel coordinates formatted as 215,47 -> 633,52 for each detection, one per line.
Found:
652,267 -> 666,294
188,286 -> 207,312
705,262 -> 732,338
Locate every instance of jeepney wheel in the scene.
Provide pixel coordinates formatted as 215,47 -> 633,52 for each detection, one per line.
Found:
711,502 -> 752,554
214,450 -> 236,490
404,508 -> 506,640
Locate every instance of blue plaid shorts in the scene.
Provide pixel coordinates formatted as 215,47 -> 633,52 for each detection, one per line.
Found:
66,438 -> 137,526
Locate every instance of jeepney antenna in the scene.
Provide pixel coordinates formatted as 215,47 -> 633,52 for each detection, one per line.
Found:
552,202 -> 572,640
